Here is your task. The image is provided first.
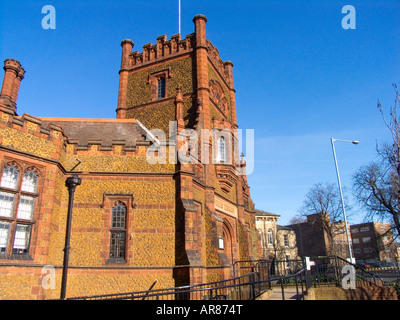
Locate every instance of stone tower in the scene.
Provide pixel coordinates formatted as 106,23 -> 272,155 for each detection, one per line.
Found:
116,14 -> 259,285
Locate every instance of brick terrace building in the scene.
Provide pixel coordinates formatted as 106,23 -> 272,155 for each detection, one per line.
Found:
0,15 -> 261,299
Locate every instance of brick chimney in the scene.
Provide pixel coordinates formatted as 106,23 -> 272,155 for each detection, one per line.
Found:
0,59 -> 25,115
116,39 -> 134,119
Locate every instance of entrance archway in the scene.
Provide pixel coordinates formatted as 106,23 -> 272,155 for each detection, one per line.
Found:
222,221 -> 234,265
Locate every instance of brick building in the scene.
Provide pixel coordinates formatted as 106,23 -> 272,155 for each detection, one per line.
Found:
0,15 -> 260,299
350,222 -> 399,265
288,213 -> 350,259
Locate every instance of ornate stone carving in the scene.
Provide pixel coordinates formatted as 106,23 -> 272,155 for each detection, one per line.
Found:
209,80 -> 228,113
215,165 -> 238,193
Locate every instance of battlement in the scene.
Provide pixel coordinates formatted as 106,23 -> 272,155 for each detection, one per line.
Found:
207,41 -> 234,88
123,33 -> 196,69
0,111 -> 155,161
4,59 -> 22,72
0,110 -> 66,160
117,14 -> 237,126
1,112 -> 64,140
3,59 -> 25,81
121,32 -> 233,85
37,117 -> 153,154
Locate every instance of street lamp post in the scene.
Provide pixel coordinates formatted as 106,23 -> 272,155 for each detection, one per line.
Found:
330,138 -> 359,264
60,174 -> 81,300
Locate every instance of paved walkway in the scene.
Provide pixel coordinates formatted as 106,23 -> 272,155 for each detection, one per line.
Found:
266,287 -> 302,300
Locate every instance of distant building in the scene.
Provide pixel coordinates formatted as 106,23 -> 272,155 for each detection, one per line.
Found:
350,222 -> 399,265
288,213 -> 350,259
255,209 -> 299,263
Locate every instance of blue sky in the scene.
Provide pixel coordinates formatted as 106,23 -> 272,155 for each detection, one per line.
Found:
1,1 -> 399,225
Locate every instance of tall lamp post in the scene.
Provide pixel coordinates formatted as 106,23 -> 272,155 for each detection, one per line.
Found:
60,174 -> 81,299
331,138 -> 358,264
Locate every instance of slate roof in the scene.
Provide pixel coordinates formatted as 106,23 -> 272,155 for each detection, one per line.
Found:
39,118 -> 150,147
254,209 -> 280,217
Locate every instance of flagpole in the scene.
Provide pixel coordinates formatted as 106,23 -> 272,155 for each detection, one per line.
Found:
179,0 -> 181,34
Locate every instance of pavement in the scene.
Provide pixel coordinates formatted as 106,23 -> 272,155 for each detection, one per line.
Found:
266,287 -> 302,300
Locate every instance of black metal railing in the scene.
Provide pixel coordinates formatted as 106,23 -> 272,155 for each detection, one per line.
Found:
233,259 -> 304,278
62,256 -> 399,300
67,259 -> 306,301
67,271 -> 263,300
265,268 -> 306,300
309,256 -> 389,288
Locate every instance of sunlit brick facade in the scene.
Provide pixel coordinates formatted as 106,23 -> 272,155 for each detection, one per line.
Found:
0,15 -> 260,299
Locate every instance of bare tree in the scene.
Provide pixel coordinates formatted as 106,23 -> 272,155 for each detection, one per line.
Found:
288,215 -> 306,225
352,84 -> 400,240
298,182 -> 351,256
299,182 -> 350,219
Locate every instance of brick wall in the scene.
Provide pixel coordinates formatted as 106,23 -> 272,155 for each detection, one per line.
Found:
0,110 -> 181,299
306,284 -> 398,300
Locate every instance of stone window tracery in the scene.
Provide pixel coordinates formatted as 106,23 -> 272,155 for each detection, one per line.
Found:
0,163 -> 40,256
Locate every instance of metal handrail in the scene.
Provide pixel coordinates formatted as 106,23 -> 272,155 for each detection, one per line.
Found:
334,255 -> 385,286
67,263 -> 306,301
68,271 -> 263,300
316,255 -> 386,287
262,268 -> 306,300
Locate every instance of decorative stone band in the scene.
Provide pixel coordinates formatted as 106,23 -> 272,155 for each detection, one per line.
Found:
214,195 -> 238,218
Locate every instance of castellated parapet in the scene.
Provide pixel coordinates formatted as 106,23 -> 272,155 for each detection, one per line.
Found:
120,33 -> 234,88
0,111 -> 175,173
128,33 -> 196,68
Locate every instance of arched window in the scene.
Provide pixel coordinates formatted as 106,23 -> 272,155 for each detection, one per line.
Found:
17,169 -> 39,220
1,163 -> 20,190
21,169 -> 39,193
109,202 -> 127,260
217,136 -> 226,162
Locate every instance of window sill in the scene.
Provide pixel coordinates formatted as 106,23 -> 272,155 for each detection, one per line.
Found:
105,258 -> 127,265
0,253 -> 33,261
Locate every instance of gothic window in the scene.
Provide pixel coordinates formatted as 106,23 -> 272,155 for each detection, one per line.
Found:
0,163 -> 39,256
0,163 -> 19,190
109,202 -> 127,260
217,136 -> 226,162
21,169 -> 39,193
